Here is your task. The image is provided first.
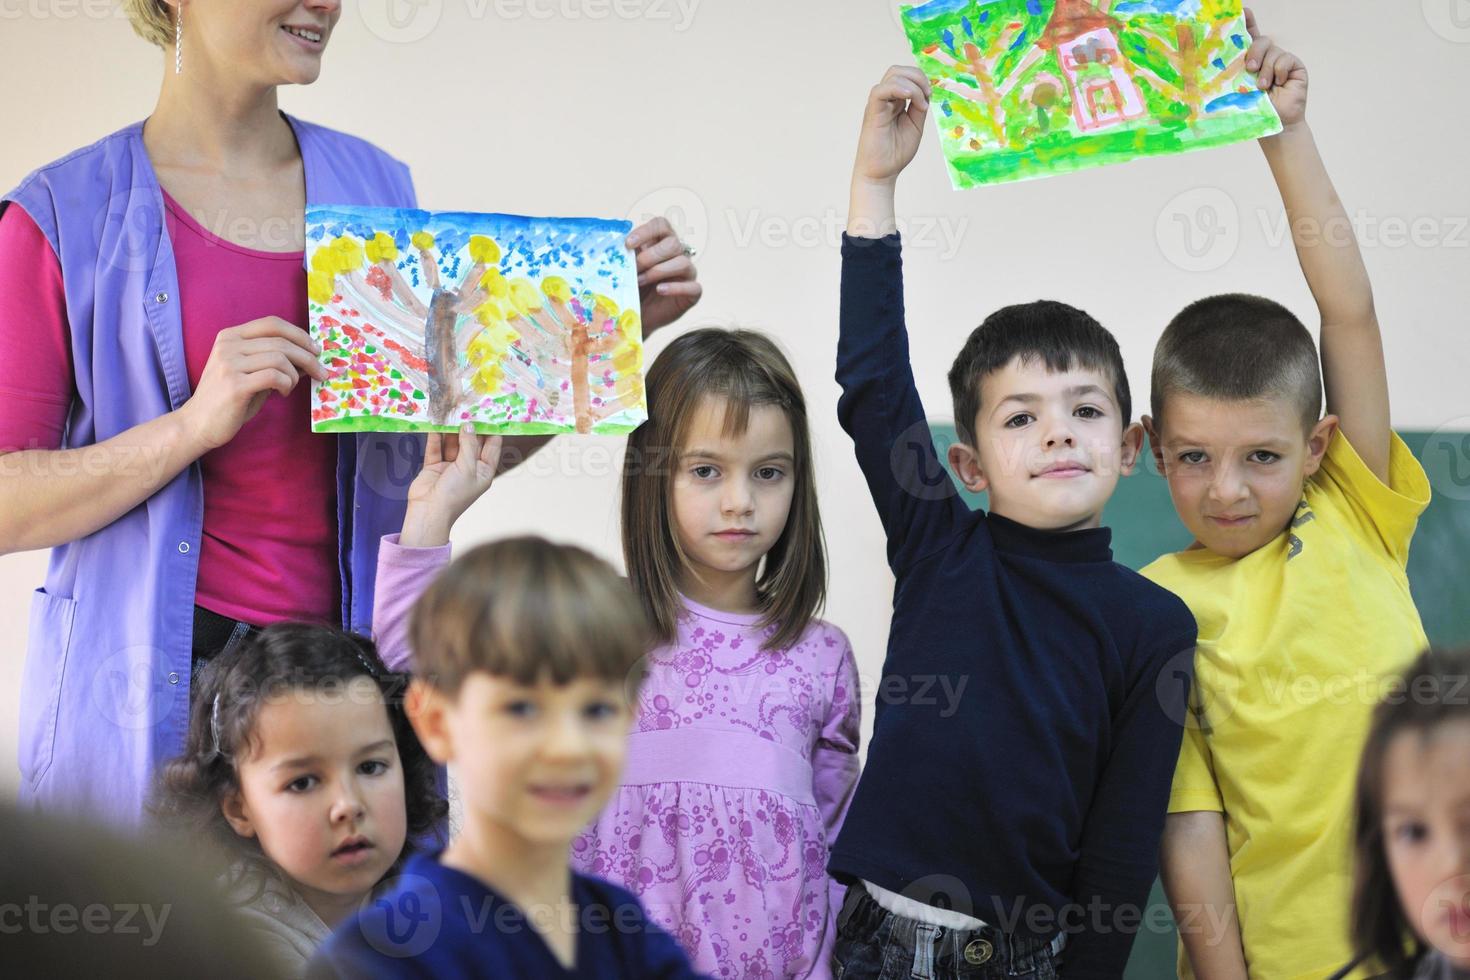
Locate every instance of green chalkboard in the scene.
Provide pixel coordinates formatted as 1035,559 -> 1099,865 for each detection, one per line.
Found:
925,425 -> 1470,977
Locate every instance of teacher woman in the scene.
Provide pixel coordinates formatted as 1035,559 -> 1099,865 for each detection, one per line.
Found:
0,0 -> 701,825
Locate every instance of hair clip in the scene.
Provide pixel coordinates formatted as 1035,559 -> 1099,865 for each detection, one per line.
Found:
353,647 -> 381,679
209,692 -> 224,757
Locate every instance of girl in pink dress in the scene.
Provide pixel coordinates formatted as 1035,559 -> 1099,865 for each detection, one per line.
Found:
572,328 -> 861,979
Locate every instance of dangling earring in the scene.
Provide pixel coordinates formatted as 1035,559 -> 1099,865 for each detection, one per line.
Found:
174,3 -> 183,75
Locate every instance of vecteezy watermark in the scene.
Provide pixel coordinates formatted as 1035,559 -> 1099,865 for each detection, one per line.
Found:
358,0 -> 700,43
1155,187 -> 1240,273
357,874 -> 673,958
1168,666 -> 1470,737
728,208 -> 969,260
882,876 -> 1242,943
865,672 -> 969,719
1158,187 -> 1468,272
488,0 -> 700,30
1421,419 -> 1470,502
624,650 -> 969,720
0,440 -> 176,484
1258,210 -> 1470,251
1423,0 -> 1470,43
0,0 -> 127,20
0,897 -> 171,946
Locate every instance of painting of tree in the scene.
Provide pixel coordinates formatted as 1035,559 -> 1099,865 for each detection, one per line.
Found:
896,0 -> 1280,188
1116,0 -> 1255,123
304,208 -> 645,436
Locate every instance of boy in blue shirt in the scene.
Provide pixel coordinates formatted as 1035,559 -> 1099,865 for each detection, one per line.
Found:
309,538 -> 702,979
828,66 -> 1198,979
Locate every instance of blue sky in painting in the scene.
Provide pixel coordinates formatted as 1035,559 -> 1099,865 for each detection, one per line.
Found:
305,206 -> 636,301
1114,0 -> 1202,15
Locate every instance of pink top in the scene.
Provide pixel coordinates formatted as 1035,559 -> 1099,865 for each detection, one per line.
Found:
371,535 -> 863,979
0,199 -> 338,625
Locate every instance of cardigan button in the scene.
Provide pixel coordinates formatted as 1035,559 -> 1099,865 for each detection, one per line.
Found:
167,672 -> 179,685
177,541 -> 190,554
963,939 -> 993,965
155,291 -> 169,304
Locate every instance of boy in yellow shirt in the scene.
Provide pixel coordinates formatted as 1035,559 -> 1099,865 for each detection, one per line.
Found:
1141,13 -> 1431,980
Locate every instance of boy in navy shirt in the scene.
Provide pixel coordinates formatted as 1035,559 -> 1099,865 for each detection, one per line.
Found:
309,538 -> 702,979
828,67 -> 1197,979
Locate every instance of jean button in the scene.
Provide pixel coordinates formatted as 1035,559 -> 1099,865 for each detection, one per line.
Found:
963,938 -> 993,965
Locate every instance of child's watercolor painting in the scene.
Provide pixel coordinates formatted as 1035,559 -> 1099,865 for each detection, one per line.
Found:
896,0 -> 1282,188
305,207 -> 645,436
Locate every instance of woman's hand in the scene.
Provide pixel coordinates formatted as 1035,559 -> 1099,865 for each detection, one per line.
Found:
177,316 -> 328,452
400,425 -> 504,548
627,217 -> 702,335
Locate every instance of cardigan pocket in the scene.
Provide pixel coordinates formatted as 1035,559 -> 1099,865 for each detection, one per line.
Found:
19,587 -> 77,789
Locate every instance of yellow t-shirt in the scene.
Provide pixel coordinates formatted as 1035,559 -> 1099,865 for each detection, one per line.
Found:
1142,431 -> 1430,980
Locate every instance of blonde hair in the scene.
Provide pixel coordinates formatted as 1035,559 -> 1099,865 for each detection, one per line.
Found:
409,537 -> 654,695
122,0 -> 175,49
622,328 -> 826,652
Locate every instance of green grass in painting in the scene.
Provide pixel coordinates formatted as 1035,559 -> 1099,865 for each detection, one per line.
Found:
950,103 -> 1279,186
311,414 -> 640,436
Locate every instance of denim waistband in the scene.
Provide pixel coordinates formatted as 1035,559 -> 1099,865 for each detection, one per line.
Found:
191,605 -> 260,663
837,884 -> 1065,976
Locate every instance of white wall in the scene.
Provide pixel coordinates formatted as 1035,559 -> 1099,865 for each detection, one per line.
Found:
1,0 -> 1467,801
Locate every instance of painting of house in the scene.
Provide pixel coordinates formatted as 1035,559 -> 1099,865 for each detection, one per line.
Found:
896,0 -> 1281,187
1037,0 -> 1146,132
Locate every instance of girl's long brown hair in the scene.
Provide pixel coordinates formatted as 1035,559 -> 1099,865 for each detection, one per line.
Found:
622,328 -> 826,652
1349,647 -> 1470,978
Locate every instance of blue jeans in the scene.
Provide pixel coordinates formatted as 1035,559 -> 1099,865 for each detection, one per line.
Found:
832,885 -> 1063,979
190,605 -> 260,687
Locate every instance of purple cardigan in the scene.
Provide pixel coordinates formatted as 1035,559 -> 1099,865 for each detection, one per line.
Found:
4,115 -> 424,826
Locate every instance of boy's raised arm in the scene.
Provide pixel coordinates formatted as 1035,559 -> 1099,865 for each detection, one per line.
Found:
847,67 -> 931,240
837,67 -> 964,567
1249,9 -> 1391,480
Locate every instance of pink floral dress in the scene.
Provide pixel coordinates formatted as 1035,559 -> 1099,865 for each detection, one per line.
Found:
572,597 -> 862,980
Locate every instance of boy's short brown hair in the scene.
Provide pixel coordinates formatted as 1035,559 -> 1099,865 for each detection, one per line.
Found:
947,300 -> 1132,448
409,537 -> 653,695
1151,293 -> 1322,431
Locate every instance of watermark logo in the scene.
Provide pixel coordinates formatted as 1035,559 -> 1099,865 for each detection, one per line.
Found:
90,645 -> 181,733
626,187 -> 710,262
1423,0 -> 1470,43
359,0 -> 444,43
890,419 -> 962,502
1156,187 -> 1240,273
359,874 -> 443,958
357,433 -> 427,503
1421,419 -> 1470,501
